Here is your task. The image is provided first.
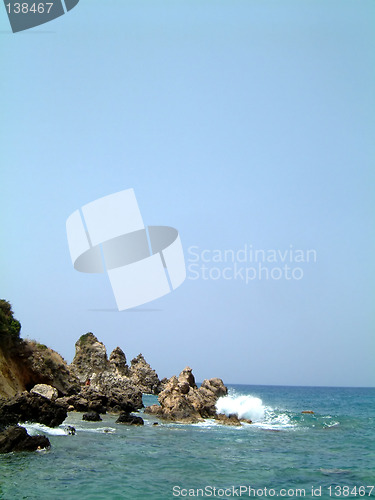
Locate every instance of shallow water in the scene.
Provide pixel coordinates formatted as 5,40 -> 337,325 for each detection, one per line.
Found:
0,385 -> 373,499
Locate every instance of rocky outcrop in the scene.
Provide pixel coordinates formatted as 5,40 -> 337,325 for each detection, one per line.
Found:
0,425 -> 50,453
145,367 -> 228,423
70,333 -> 108,383
109,347 -> 129,377
82,411 -> 102,422
69,333 -> 160,413
70,334 -> 161,396
0,301 -> 80,399
116,412 -> 144,426
0,392 -> 67,428
129,354 -> 162,394
214,413 -> 242,426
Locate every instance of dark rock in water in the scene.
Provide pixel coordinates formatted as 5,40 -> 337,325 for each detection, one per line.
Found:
0,425 -> 50,453
215,413 -> 242,426
240,418 -> 253,424
82,411 -> 102,422
65,425 -> 76,435
0,392 -> 67,428
152,422 -> 159,426
145,367 -> 228,424
115,412 -> 144,425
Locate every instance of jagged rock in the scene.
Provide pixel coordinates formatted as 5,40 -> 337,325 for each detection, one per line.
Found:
240,418 -> 253,424
116,412 -> 144,425
70,333 -> 108,383
178,367 -> 197,388
0,425 -> 50,453
90,374 -> 143,411
79,387 -> 108,413
145,368 -> 228,424
69,334 -> 144,413
65,426 -> 76,435
30,384 -> 58,400
215,413 -> 242,426
82,411 -> 102,422
0,392 -> 67,428
160,377 -> 168,391
129,354 -> 162,395
109,347 -> 129,376
198,378 -> 228,417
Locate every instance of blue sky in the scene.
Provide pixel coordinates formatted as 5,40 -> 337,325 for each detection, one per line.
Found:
1,0 -> 374,387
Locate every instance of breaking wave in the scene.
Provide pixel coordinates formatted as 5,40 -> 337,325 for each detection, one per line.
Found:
215,395 -> 265,422
22,423 -> 67,436
215,394 -> 296,430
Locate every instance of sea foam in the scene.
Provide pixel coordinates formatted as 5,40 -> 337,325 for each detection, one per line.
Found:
22,422 -> 67,436
215,395 -> 265,422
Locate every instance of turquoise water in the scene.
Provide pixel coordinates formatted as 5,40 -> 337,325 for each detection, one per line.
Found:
0,385 -> 374,499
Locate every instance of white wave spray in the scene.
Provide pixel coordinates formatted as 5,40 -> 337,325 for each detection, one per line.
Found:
22,422 -> 67,436
215,395 -> 265,422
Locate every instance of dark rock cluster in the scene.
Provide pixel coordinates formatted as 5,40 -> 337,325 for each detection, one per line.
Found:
0,425 -> 50,453
0,392 -> 67,428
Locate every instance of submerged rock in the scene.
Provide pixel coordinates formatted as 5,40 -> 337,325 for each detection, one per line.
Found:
82,411 -> 102,422
115,412 -> 144,426
215,413 -> 242,426
145,367 -> 228,424
0,425 -> 50,453
0,392 -> 67,428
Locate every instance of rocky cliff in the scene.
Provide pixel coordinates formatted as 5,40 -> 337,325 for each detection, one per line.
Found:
0,301 -> 80,398
0,302 -> 162,408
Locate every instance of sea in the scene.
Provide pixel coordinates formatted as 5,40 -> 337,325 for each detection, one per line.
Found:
0,385 -> 374,500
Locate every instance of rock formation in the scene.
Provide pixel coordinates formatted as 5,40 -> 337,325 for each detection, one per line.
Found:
145,367 -> 228,423
30,384 -> 58,400
0,300 -> 80,399
0,392 -> 67,428
129,354 -> 162,394
116,412 -> 144,426
0,425 -> 50,453
68,333 -> 162,413
82,411 -> 102,422
0,300 -> 235,432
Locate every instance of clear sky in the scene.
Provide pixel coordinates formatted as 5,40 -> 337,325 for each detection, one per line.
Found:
1,0 -> 374,387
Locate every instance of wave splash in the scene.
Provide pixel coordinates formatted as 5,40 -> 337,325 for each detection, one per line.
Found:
22,422 -> 67,436
216,395 -> 265,422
